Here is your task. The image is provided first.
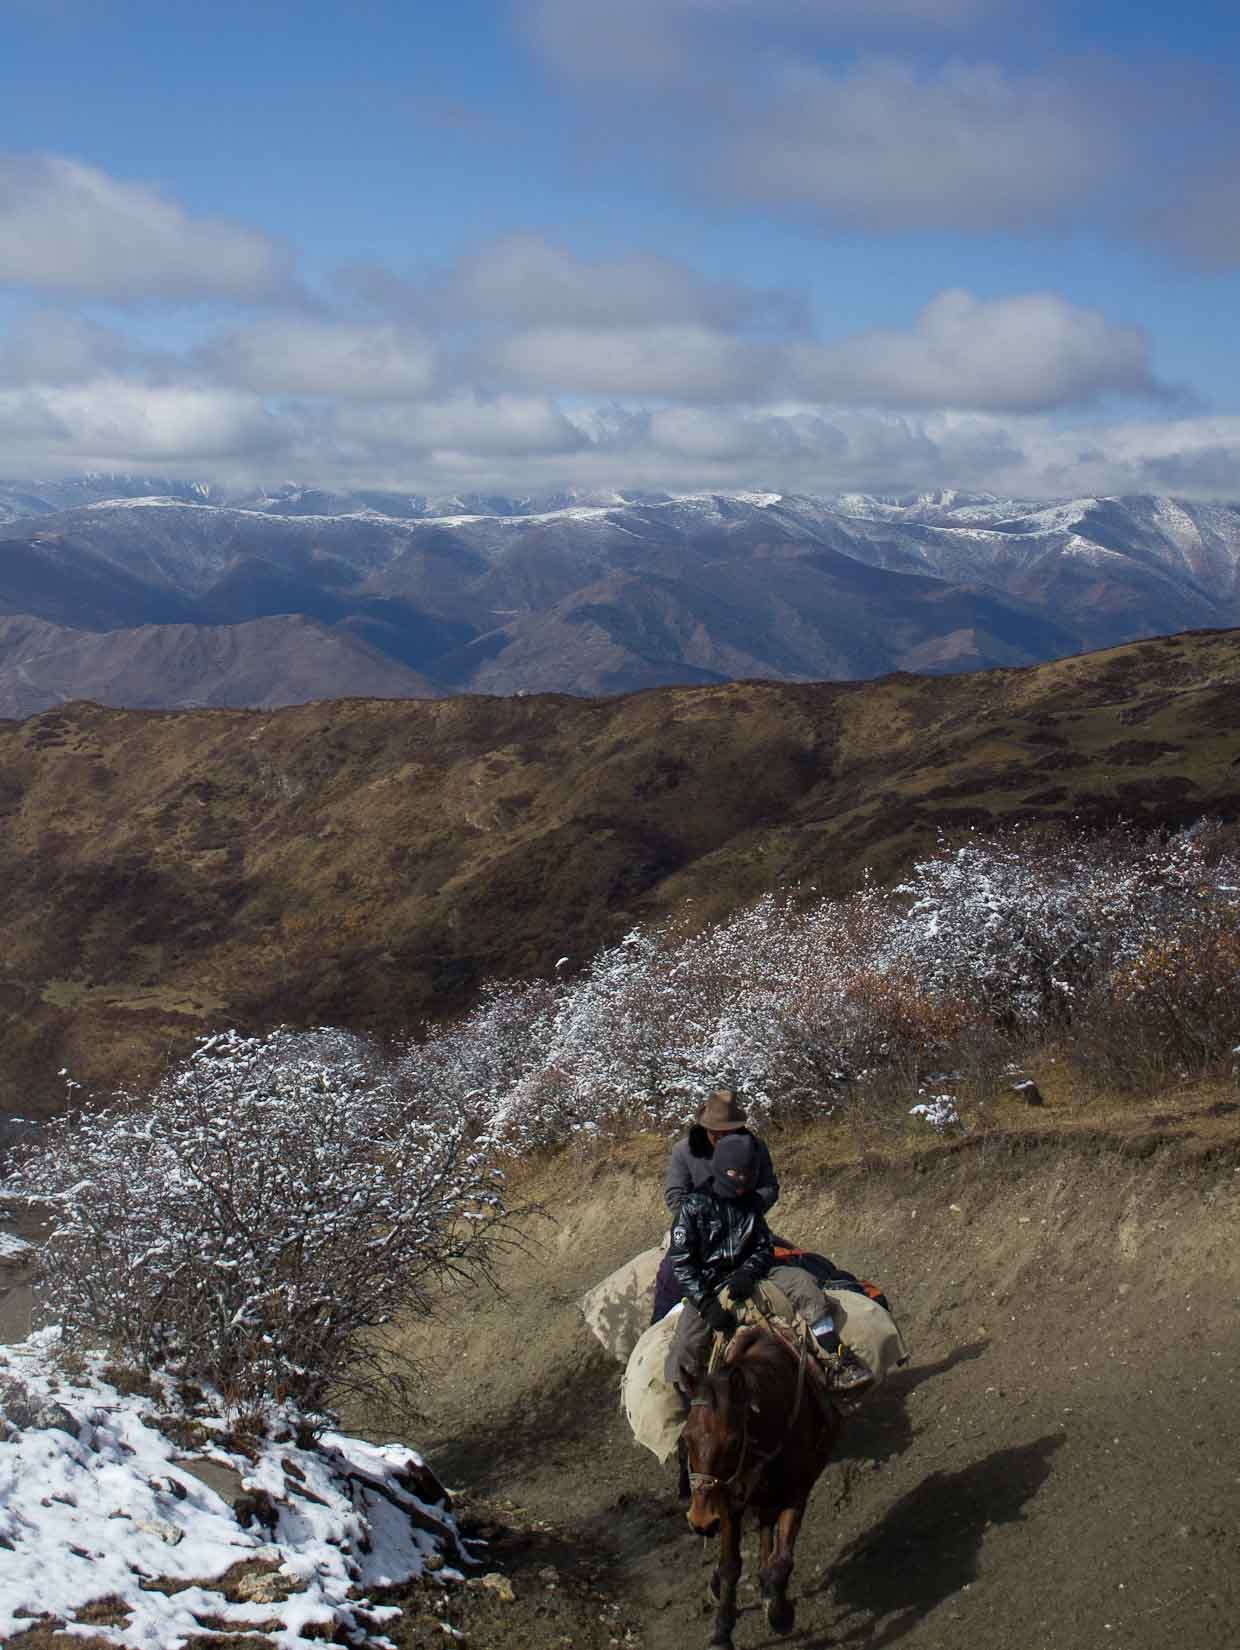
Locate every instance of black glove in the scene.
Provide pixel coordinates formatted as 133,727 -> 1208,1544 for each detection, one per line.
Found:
725,1269 -> 756,1302
702,1296 -> 738,1336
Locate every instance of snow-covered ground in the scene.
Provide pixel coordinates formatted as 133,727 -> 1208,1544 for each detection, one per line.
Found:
0,1328 -> 469,1647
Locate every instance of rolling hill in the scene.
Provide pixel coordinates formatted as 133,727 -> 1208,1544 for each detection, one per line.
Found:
1,626 -> 1237,1112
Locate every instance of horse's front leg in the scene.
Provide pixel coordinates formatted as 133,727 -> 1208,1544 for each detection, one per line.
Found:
757,1516 -> 774,1579
757,1516 -> 777,1614
759,1498 -> 806,1635
708,1502 -> 743,1649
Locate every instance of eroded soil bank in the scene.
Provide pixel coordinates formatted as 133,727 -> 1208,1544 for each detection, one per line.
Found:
388,1100 -> 1240,1650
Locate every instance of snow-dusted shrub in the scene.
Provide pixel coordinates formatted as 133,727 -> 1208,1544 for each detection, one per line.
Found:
909,1094 -> 961,1132
196,820 -> 1234,1164
485,928 -> 688,1144
403,977 -> 561,1131
7,1029 -> 511,1419
878,827 -> 1155,1029
473,890 -> 992,1146
397,975 -> 581,1152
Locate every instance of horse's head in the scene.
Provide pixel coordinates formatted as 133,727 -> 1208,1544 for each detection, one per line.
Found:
680,1364 -> 751,1537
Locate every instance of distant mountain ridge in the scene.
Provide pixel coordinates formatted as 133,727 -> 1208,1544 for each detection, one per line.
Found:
0,478 -> 1237,709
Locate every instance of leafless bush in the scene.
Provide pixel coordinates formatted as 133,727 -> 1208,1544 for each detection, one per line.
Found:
6,1029 -> 517,1423
1069,910 -> 1240,1092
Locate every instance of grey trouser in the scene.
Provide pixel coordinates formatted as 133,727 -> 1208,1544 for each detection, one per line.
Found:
664,1264 -> 831,1388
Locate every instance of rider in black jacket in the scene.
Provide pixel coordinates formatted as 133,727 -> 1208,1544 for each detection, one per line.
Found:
668,1170 -> 775,1316
662,1133 -> 872,1393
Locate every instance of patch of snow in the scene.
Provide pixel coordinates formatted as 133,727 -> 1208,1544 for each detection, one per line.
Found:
909,1096 -> 961,1131
0,1328 -> 468,1646
730,491 -> 784,508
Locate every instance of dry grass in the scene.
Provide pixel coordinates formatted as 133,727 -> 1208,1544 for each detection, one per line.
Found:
5,1595 -> 130,1648
498,1068 -> 1240,1213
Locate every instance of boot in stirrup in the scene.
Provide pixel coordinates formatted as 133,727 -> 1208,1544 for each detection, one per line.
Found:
811,1315 -> 874,1395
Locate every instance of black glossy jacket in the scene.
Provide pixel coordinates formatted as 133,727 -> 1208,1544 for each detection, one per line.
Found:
667,1188 -> 775,1311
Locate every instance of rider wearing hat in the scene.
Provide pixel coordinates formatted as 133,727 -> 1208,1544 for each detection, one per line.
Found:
664,1089 -> 779,1217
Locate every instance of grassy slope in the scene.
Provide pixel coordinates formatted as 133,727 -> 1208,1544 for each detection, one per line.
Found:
1,627 -> 1238,1110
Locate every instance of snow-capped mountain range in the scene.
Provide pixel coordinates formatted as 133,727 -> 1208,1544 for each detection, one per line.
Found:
0,477 -> 1237,713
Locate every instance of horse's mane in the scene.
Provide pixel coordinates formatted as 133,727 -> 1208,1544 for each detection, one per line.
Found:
717,1323 -> 801,1401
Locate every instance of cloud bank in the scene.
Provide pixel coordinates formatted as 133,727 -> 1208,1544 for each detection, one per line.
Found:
0,160 -> 1230,502
516,1 -> 1240,268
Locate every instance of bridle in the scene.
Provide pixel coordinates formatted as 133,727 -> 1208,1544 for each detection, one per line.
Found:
687,1389 -> 780,1499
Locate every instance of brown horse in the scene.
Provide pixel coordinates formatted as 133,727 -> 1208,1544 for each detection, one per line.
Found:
681,1323 -> 842,1649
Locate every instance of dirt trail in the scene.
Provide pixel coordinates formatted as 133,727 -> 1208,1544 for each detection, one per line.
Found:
389,1106 -> 1240,1650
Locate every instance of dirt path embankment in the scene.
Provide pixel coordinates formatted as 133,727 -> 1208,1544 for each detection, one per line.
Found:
392,1107 -> 1240,1650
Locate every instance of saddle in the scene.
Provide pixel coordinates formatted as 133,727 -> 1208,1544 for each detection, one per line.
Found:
714,1280 -> 838,1410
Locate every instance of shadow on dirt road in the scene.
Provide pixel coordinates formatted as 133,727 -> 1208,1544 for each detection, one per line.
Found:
798,1433 -> 1065,1649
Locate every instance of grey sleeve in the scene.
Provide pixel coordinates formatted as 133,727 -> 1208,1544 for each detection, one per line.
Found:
755,1138 -> 779,1213
664,1139 -> 694,1214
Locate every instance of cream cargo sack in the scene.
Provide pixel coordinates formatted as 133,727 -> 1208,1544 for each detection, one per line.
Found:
620,1282 -> 910,1463
579,1243 -> 664,1365
623,1306 -> 686,1464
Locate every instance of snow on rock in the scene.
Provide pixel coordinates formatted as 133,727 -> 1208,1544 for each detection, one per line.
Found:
0,1232 -> 32,1263
0,1328 -> 470,1646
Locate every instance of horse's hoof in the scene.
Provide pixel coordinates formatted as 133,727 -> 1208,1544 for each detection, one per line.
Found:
767,1595 -> 796,1634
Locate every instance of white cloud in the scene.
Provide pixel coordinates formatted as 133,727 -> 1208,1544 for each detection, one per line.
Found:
645,404 -> 843,464
486,322 -> 774,400
202,322 -> 438,400
0,153 -> 290,300
334,393 -> 587,459
518,8 -> 1240,267
718,58 -> 1116,230
1138,168 -> 1240,271
475,287 -> 1161,411
0,311 -> 138,386
558,406 -> 1240,503
789,291 -> 1162,411
522,0 -> 1002,86
0,379 -> 279,462
2,366 -> 1238,501
345,232 -> 803,333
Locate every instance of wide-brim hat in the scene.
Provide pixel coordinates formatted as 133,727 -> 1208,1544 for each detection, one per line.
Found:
696,1089 -> 747,1131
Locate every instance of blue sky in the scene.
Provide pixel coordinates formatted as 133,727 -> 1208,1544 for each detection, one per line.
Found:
1,0 -> 1238,498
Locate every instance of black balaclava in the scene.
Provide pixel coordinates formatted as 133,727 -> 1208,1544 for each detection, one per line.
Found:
712,1131 -> 758,1199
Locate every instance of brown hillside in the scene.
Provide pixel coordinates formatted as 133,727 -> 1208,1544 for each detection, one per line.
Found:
2,627 -> 1239,1112
0,612 -> 437,718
